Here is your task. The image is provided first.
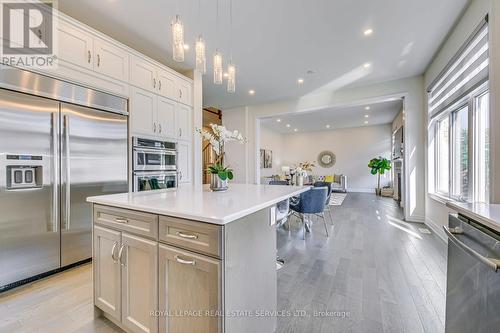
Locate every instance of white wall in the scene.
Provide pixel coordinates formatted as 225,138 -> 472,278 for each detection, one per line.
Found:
259,126 -> 285,181
423,0 -> 500,239
223,76 -> 425,222
278,124 -> 392,192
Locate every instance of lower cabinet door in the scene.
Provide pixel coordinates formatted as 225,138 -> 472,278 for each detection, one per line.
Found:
159,244 -> 222,333
121,232 -> 159,333
94,226 -> 122,322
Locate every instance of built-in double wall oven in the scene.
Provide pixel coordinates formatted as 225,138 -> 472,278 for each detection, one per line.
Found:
132,137 -> 177,191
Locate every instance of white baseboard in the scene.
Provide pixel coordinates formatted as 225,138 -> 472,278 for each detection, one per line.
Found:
425,216 -> 447,243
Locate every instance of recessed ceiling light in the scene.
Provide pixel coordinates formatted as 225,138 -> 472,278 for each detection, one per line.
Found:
365,106 -> 371,110
183,44 -> 190,50
363,63 -> 371,69
364,28 -> 374,36
223,72 -> 229,78
364,121 -> 369,124
294,128 -> 298,132
297,78 -> 304,84
364,114 -> 369,118
286,124 -> 291,128
249,90 -> 255,95
276,118 -> 281,122
326,124 -> 331,128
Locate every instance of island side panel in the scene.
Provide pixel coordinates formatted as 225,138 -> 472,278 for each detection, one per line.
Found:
223,207 -> 277,333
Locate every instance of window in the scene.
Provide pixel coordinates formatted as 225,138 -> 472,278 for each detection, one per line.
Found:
428,18 -> 490,203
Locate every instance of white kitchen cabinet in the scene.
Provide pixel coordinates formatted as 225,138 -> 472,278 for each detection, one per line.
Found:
57,19 -> 94,70
175,78 -> 193,106
121,233 -> 158,333
94,226 -> 122,322
130,87 -> 156,135
158,244 -> 221,333
157,97 -> 176,138
177,141 -> 192,184
93,37 -> 130,82
130,56 -> 157,92
176,104 -> 192,141
157,69 -> 176,100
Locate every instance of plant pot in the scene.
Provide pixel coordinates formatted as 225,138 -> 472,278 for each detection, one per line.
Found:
210,174 -> 228,191
375,188 -> 381,196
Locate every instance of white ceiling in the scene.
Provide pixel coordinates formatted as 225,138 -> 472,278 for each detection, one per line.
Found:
59,0 -> 468,109
261,99 -> 402,134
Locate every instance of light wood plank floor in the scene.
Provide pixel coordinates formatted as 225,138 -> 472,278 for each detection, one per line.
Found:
0,193 -> 446,333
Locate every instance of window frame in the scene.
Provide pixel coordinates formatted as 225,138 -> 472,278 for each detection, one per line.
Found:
432,82 -> 489,203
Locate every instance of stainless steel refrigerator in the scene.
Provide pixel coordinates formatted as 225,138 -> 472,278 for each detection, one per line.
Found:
0,67 -> 128,291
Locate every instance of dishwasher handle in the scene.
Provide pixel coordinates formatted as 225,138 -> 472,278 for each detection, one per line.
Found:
443,226 -> 500,272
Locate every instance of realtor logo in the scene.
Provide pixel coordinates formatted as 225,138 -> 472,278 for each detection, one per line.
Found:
1,0 -> 58,68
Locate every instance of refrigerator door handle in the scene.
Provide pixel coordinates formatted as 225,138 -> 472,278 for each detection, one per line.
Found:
51,112 -> 59,232
63,115 -> 71,231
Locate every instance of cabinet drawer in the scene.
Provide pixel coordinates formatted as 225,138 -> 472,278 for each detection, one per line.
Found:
159,216 -> 222,258
94,205 -> 158,239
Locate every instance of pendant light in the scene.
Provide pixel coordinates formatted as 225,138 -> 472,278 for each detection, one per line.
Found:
213,50 -> 223,84
195,36 -> 206,73
171,14 -> 185,62
195,0 -> 206,73
226,0 -> 235,93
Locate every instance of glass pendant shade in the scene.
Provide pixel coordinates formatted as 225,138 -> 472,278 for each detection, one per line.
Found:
227,63 -> 236,93
195,36 -> 206,74
213,51 -> 223,85
171,15 -> 185,62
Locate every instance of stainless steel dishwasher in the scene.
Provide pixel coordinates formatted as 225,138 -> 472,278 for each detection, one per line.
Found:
444,213 -> 500,333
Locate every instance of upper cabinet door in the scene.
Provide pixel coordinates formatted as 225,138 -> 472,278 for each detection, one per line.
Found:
57,20 -> 94,70
176,104 -> 192,141
157,69 -> 176,100
121,233 -> 158,333
130,56 -> 157,92
157,97 -> 176,138
93,38 -> 130,82
175,78 -> 193,106
130,87 -> 156,136
93,226 -> 122,322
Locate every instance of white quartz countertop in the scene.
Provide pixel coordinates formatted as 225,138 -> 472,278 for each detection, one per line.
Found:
87,183 -> 310,225
447,201 -> 500,233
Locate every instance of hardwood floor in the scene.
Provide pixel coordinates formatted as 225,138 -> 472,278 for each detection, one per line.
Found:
276,193 -> 446,333
0,193 -> 446,333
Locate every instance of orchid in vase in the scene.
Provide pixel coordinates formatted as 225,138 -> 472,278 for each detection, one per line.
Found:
196,124 -> 247,191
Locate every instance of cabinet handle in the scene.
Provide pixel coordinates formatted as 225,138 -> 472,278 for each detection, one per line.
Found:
153,78 -> 156,89
118,244 -> 126,266
97,54 -> 100,67
179,128 -> 182,138
153,123 -> 157,133
87,50 -> 91,64
158,124 -> 162,133
179,171 -> 182,180
111,241 -> 118,263
175,255 -> 196,266
176,231 -> 198,240
158,80 -> 162,91
115,217 -> 128,224
179,89 -> 182,99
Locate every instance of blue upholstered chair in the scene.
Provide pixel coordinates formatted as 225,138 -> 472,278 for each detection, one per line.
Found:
290,187 -> 329,239
314,181 -> 333,224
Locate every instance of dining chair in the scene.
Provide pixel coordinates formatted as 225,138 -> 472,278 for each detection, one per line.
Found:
314,181 -> 333,225
290,187 -> 329,239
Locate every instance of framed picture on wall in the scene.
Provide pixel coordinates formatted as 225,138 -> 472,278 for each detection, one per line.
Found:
260,149 -> 265,169
264,150 -> 273,168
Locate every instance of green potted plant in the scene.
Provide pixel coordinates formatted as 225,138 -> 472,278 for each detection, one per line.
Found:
197,124 -> 246,191
368,157 -> 392,195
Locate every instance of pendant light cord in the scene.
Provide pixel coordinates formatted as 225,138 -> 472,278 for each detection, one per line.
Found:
229,0 -> 233,62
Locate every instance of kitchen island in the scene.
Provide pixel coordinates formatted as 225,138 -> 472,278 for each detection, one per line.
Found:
87,183 -> 308,333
